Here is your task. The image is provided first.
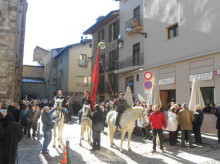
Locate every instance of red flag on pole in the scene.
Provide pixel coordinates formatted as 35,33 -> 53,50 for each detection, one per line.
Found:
90,47 -> 100,111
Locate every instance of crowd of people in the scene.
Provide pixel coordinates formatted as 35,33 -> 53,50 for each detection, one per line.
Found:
1,89 -> 220,162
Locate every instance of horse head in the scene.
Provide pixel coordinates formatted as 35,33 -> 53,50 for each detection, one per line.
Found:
82,104 -> 91,116
138,107 -> 149,125
54,99 -> 63,110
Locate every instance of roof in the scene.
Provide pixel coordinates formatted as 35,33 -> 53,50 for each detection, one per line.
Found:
54,39 -> 92,59
22,78 -> 45,84
34,46 -> 49,54
83,10 -> 119,35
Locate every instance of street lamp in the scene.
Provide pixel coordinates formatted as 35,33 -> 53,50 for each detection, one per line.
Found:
125,28 -> 147,38
117,34 -> 124,48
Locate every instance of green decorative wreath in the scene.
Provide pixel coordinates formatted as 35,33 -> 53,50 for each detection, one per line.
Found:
98,42 -> 105,50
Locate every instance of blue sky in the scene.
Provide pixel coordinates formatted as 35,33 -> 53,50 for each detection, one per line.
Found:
23,0 -> 119,65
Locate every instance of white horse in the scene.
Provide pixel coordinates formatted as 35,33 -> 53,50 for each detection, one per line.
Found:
50,99 -> 65,148
79,105 -> 92,146
107,106 -> 148,152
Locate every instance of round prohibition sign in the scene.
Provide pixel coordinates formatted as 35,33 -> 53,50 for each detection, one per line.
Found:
144,81 -> 153,89
144,71 -> 153,80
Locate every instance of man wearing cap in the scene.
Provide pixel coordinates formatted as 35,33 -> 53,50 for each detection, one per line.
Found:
27,104 -> 41,139
113,92 -> 131,130
78,90 -> 91,124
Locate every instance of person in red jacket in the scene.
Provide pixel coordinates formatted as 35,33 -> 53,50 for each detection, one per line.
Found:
148,105 -> 167,153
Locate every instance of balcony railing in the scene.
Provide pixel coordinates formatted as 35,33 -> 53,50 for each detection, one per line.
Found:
125,15 -> 143,32
115,53 -> 144,70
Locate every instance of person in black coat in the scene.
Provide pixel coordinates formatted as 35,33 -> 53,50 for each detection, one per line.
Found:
215,105 -> 220,143
193,105 -> 204,144
1,111 -> 23,164
0,112 -> 6,163
89,104 -> 104,151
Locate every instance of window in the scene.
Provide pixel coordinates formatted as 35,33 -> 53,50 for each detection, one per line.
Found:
133,6 -> 140,24
167,23 -> 179,39
109,73 -> 116,91
201,87 -> 215,113
98,76 -> 105,93
79,54 -> 87,66
98,29 -> 104,42
133,43 -> 140,66
109,20 -> 119,42
126,76 -> 134,94
89,43 -> 92,48
99,54 -> 105,72
136,74 -> 139,81
109,50 -> 118,69
60,58 -> 62,64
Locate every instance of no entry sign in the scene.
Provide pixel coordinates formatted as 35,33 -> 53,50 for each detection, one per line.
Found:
144,71 -> 153,80
144,81 -> 153,89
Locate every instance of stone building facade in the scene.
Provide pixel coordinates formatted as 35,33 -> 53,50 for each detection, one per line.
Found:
21,64 -> 46,100
84,10 -> 119,102
0,0 -> 28,105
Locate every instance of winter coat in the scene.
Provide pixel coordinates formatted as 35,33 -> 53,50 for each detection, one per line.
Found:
0,113 -> 5,163
178,108 -> 194,131
1,114 -> 23,164
193,109 -> 204,126
113,98 -> 131,112
27,108 -> 41,125
89,108 -> 104,132
41,111 -> 55,131
14,108 -> 20,122
81,96 -> 91,106
148,111 -> 167,129
167,112 -> 178,131
215,106 -> 220,129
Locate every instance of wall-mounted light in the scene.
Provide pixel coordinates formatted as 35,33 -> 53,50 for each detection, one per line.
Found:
125,28 -> 147,38
117,34 -> 124,48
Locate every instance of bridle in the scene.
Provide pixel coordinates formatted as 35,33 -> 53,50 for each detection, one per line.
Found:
139,108 -> 148,125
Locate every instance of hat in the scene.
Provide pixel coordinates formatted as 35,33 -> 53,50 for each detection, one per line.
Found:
119,92 -> 125,95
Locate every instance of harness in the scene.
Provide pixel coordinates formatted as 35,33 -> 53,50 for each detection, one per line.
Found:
139,108 -> 148,125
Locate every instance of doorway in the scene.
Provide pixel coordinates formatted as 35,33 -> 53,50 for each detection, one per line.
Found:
160,90 -> 176,111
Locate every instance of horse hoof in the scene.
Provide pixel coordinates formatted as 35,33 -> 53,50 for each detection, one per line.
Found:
79,143 -> 82,146
128,148 -> 131,151
110,145 -> 113,148
120,149 -> 123,152
58,145 -> 61,148
53,145 -> 56,148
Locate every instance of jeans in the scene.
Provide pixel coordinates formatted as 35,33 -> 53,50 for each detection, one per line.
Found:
93,131 -> 101,150
181,130 -> 192,147
42,128 -> 52,151
152,129 -> 163,150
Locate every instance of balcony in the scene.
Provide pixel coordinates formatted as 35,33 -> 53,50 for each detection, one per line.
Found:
125,15 -> 143,33
115,53 -> 144,71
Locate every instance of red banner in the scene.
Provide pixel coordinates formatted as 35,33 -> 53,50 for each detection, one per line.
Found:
90,47 -> 100,111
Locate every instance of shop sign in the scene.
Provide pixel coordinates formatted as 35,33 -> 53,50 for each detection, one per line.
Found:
159,77 -> 175,85
0,91 -> 7,95
190,72 -> 213,81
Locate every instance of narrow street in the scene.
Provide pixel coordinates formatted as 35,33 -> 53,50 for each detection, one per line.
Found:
17,116 -> 220,164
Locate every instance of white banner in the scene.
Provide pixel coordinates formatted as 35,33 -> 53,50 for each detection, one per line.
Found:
189,72 -> 213,81
159,77 -> 175,85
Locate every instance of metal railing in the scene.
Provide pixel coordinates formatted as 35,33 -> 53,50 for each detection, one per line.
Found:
115,53 -> 144,70
125,15 -> 143,31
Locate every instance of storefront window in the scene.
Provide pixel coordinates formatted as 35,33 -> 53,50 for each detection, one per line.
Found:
201,87 -> 215,113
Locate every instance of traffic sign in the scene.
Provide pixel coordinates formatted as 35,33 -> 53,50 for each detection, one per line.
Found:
144,81 -> 153,89
144,71 -> 153,80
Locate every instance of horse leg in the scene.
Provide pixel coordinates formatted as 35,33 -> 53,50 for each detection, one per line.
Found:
128,131 -> 132,151
120,130 -> 126,152
79,126 -> 84,146
89,127 -> 92,145
53,127 -> 56,148
110,126 -> 115,147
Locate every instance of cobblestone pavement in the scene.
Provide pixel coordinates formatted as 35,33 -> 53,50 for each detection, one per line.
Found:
18,117 -> 220,164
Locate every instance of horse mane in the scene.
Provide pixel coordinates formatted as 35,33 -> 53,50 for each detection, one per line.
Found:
125,106 -> 143,113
